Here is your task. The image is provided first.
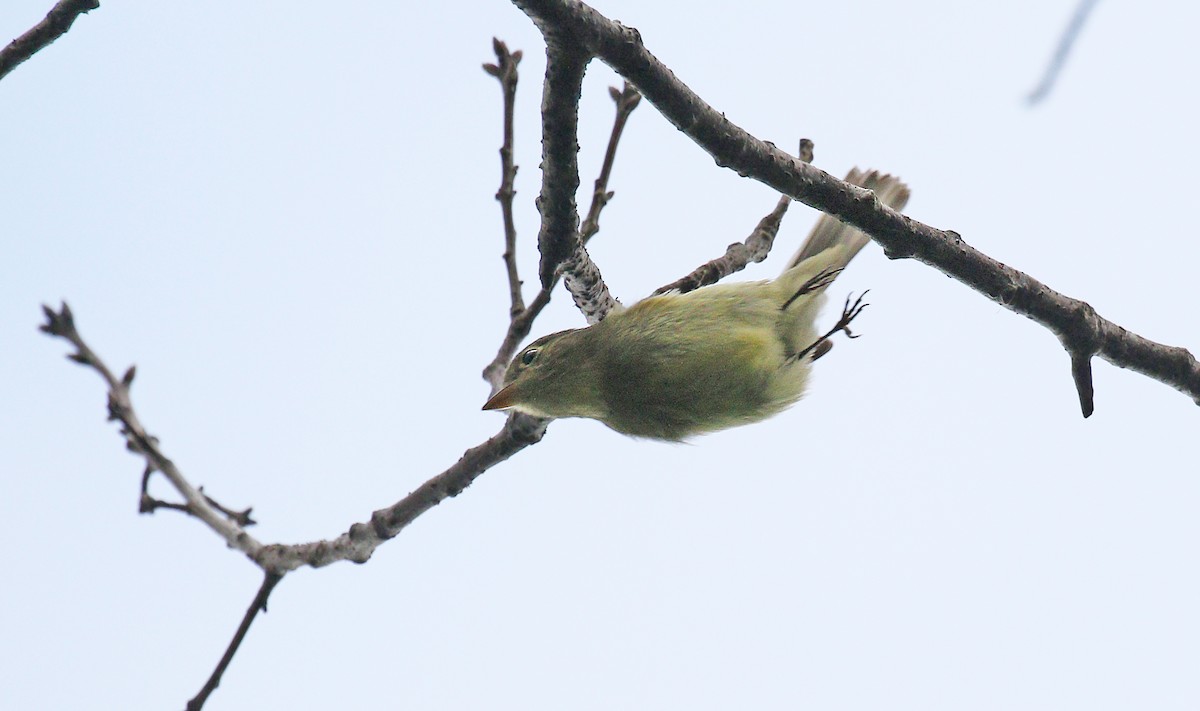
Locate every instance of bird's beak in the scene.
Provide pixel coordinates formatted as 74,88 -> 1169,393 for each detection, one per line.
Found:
482,383 -> 518,411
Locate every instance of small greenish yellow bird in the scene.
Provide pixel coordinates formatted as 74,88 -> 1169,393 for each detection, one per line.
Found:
483,169 -> 910,440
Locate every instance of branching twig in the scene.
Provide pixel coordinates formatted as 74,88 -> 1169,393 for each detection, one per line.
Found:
483,76 -> 641,389
1027,0 -> 1101,106
0,0 -> 98,82
186,571 -> 283,711
40,303 -> 265,558
137,463 -> 256,524
510,0 -> 1200,416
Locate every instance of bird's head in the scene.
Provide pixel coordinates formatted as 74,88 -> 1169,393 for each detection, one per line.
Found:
482,329 -> 606,420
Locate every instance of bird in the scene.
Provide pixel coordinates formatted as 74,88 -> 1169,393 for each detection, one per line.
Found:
483,169 -> 910,440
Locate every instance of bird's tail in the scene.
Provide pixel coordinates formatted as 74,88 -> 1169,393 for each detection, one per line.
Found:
782,168 -> 911,274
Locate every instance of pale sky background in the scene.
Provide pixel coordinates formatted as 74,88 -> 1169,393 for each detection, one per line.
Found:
4,1 -> 1200,709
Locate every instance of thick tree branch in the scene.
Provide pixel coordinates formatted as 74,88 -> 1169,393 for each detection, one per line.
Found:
533,33 -> 619,324
0,0 -> 98,82
510,0 -> 1200,414
580,82 -> 640,241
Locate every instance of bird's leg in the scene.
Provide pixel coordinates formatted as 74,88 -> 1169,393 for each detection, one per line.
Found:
792,291 -> 870,362
780,267 -> 842,311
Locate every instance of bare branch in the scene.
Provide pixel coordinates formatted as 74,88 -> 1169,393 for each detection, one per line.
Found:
41,303 -> 549,572
510,0 -> 1200,415
485,38 -> 526,318
0,0 -> 98,82
186,571 -> 283,711
1026,0 -> 1101,106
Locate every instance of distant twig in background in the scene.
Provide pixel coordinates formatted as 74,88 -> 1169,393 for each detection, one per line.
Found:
0,0 -> 98,82
1026,0 -> 1101,106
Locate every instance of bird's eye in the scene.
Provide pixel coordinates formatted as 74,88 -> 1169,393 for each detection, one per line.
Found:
521,348 -> 539,366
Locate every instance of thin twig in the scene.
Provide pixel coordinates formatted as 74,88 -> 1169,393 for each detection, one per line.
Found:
652,139 -> 812,295
1026,0 -> 1101,106
186,571 -> 283,711
200,487 -> 256,526
484,38 -> 526,317
580,82 -> 641,242
137,462 -> 256,524
0,0 -> 98,82
510,0 -> 1200,416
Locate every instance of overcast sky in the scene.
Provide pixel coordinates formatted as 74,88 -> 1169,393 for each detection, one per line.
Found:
5,1 -> 1200,709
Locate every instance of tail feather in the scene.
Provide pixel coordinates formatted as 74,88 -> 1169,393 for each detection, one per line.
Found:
783,168 -> 911,273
